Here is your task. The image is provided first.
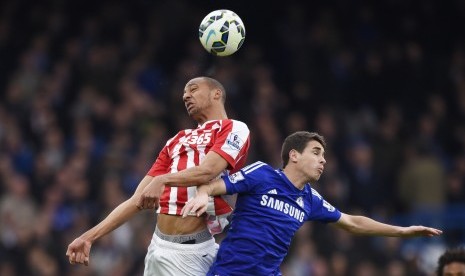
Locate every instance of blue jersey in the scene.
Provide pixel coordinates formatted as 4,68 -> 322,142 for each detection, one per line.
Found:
207,161 -> 341,276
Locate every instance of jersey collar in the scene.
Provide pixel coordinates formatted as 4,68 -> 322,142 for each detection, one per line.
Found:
276,169 -> 310,193
197,119 -> 223,128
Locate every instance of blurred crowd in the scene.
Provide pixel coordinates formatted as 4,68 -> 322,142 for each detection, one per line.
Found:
0,0 -> 464,275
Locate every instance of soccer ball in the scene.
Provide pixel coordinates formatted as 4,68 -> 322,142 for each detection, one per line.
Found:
198,10 -> 246,56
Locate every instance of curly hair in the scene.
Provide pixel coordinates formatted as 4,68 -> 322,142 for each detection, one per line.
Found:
437,247 -> 465,276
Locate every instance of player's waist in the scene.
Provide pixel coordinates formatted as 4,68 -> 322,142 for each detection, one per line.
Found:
154,226 -> 212,244
156,213 -> 207,235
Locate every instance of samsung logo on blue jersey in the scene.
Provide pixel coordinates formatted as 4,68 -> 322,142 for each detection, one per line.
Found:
260,195 -> 305,222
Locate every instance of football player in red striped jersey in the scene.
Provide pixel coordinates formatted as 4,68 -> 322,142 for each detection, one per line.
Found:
66,77 -> 251,275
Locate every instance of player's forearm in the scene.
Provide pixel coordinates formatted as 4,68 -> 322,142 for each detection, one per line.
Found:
162,151 -> 229,187
338,215 -> 404,237
80,198 -> 140,242
197,179 -> 227,196
161,166 -> 219,187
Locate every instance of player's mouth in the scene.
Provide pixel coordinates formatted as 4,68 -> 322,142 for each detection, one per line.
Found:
317,168 -> 324,174
185,102 -> 195,112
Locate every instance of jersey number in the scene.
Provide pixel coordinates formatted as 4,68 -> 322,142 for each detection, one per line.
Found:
187,132 -> 212,145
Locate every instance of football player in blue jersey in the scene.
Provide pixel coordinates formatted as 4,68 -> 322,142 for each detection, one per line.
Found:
181,131 -> 442,276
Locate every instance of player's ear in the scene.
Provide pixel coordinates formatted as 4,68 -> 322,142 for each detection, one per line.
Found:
289,149 -> 299,163
212,89 -> 222,100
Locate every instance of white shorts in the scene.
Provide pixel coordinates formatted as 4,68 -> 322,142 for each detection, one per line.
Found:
143,230 -> 218,276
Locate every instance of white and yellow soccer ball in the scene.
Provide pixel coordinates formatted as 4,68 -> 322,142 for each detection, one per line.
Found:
198,10 -> 246,56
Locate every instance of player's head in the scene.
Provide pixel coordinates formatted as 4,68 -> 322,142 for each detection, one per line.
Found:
183,77 -> 226,122
436,247 -> 465,276
281,131 -> 326,181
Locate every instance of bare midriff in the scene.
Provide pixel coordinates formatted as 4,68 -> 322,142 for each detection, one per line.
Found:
156,213 -> 207,235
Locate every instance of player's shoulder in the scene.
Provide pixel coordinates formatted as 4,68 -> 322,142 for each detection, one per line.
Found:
222,119 -> 249,129
229,118 -> 248,126
227,161 -> 273,183
241,161 -> 274,176
310,187 -> 323,199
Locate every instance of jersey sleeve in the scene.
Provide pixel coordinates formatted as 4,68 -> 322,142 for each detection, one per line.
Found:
210,120 -> 250,173
222,161 -> 267,194
308,188 -> 341,223
146,145 -> 170,176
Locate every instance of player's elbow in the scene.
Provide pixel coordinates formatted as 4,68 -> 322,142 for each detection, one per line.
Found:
337,214 -> 363,234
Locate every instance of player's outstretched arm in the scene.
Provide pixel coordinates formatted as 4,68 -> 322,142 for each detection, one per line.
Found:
333,213 -> 443,238
181,178 -> 227,218
66,175 -> 154,266
137,151 -> 229,210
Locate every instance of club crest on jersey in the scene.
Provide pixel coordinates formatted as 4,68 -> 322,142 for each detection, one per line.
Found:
296,197 -> 304,208
226,133 -> 243,151
228,171 -> 245,183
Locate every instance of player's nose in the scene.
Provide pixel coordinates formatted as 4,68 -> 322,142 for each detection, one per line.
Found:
183,92 -> 191,102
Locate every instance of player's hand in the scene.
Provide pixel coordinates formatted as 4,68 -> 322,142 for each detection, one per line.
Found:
137,177 -> 165,210
66,237 -> 92,266
401,226 -> 443,237
181,192 -> 209,218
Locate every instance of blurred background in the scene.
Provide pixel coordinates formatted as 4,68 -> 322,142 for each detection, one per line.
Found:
0,0 -> 464,275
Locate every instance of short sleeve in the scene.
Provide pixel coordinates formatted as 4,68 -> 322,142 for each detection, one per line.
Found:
210,120 -> 250,172
147,146 -> 170,176
223,161 -> 267,194
308,188 -> 341,223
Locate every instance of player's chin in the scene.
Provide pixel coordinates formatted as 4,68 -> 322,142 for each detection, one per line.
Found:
315,172 -> 323,180
187,107 -> 199,116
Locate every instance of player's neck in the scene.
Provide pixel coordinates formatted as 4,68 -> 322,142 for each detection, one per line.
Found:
282,167 -> 307,190
195,108 -> 228,125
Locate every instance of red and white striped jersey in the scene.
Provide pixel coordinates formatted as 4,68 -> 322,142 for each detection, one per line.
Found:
147,119 -> 250,217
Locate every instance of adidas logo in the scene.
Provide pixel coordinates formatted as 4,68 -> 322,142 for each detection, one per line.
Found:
267,189 -> 277,194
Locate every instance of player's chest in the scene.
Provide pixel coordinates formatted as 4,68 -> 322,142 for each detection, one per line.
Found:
256,193 -> 311,223
171,128 -> 218,154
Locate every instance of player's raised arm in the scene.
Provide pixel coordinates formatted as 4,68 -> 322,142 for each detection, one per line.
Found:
333,213 -> 443,237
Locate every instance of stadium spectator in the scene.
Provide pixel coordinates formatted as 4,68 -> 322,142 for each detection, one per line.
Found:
436,247 -> 465,276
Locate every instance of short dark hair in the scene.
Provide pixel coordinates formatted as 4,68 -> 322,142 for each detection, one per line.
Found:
203,77 -> 226,103
437,247 -> 465,276
281,131 -> 326,168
